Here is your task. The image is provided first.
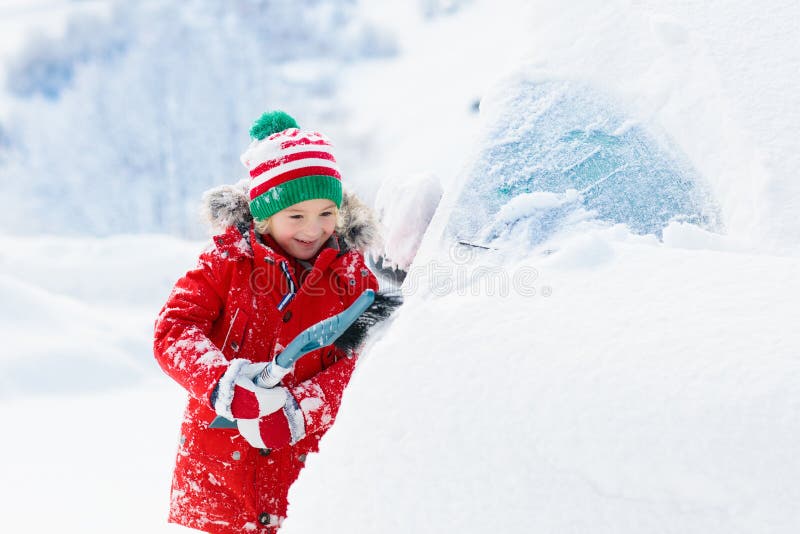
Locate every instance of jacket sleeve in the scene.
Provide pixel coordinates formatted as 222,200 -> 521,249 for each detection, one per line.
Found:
290,352 -> 358,438
153,248 -> 232,404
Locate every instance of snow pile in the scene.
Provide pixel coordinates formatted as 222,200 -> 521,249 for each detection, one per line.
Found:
285,225 -> 800,533
0,232 -> 207,532
0,234 -> 202,397
1,385 -> 186,531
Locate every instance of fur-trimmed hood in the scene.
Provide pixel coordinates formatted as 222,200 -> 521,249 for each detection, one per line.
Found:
200,179 -> 380,253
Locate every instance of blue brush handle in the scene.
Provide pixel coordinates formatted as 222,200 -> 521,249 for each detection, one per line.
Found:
275,289 -> 375,368
209,289 -> 376,430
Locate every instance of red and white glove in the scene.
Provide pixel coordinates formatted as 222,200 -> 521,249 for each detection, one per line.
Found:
236,394 -> 306,449
212,359 -> 306,449
212,360 -> 281,419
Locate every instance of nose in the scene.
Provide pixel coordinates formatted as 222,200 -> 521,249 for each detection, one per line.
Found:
300,217 -> 323,237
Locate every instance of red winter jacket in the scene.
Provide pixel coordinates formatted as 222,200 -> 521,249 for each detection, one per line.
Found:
154,189 -> 379,534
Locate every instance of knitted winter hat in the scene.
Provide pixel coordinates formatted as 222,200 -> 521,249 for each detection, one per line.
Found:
240,111 -> 343,221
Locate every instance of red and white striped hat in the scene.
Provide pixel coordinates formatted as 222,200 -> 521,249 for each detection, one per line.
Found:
240,111 -> 342,221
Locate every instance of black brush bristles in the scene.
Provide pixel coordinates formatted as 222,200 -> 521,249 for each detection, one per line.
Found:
334,291 -> 404,354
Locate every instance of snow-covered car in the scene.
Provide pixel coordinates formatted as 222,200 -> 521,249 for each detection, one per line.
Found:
284,74 -> 799,534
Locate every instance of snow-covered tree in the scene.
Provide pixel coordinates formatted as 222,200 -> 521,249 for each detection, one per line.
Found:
0,0 -> 396,237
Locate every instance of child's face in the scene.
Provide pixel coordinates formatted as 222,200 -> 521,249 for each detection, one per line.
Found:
268,198 -> 337,260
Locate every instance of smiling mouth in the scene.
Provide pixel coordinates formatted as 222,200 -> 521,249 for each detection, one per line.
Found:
295,238 -> 316,245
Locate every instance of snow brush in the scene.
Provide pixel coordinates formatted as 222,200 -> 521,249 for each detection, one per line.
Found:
210,289 -> 376,429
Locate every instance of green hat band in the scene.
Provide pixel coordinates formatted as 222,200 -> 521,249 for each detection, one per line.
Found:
249,174 -> 343,221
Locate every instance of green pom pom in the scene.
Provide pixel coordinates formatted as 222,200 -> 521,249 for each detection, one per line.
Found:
249,111 -> 299,140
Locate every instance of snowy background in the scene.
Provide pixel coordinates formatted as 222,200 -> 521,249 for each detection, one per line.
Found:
1,0 -> 798,532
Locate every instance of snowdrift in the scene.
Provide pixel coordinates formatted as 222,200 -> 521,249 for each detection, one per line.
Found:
0,234 -> 202,397
285,226 -> 800,534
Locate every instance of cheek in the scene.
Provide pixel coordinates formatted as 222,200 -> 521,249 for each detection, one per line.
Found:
269,223 -> 293,243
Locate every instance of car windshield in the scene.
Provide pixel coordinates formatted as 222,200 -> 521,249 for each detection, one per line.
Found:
445,79 -> 719,248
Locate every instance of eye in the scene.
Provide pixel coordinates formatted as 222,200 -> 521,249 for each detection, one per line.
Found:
289,214 -> 303,220
320,211 -> 334,217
